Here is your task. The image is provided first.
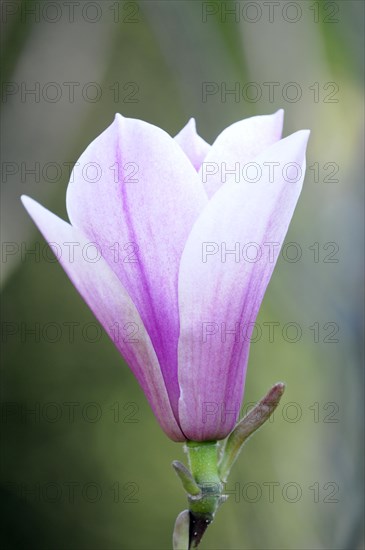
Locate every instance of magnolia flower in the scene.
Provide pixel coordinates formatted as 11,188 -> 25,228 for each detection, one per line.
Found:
22,110 -> 309,443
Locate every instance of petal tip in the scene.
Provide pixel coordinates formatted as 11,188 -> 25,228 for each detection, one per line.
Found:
20,196 -> 51,228
114,113 -> 126,128
297,128 -> 311,145
285,128 -> 311,148
21,194 -> 37,212
275,108 -> 284,122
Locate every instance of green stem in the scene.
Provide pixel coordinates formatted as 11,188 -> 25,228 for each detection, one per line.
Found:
185,441 -> 223,548
186,441 -> 221,486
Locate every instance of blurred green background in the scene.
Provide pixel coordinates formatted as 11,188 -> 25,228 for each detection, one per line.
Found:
1,1 -> 364,548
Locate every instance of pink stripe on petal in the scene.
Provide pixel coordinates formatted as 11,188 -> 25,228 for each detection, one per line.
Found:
66,114 -> 208,420
21,196 -> 185,442
177,130 -> 309,441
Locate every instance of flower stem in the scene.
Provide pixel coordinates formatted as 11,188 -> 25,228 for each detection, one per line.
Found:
185,441 -> 223,548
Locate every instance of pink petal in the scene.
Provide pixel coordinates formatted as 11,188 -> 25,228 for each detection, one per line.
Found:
66,114 -> 208,420
21,196 -> 185,442
174,118 -> 211,171
200,110 -> 284,198
177,130 -> 310,441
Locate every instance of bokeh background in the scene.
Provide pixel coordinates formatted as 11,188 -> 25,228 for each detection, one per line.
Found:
1,1 -> 364,549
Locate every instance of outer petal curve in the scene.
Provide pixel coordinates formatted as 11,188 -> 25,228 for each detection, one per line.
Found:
200,109 -> 284,198
177,130 -> 310,441
21,196 -> 185,442
66,114 -> 208,420
174,118 -> 211,172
